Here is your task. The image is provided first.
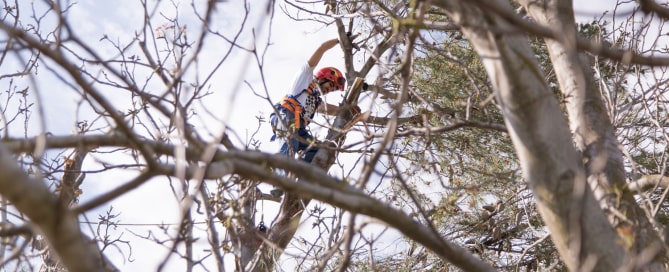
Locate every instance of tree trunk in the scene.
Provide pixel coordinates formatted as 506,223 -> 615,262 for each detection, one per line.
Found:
520,0 -> 664,269
434,0 -> 629,270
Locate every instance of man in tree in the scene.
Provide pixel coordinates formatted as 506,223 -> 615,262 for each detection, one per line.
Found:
269,37 -> 350,196
270,38 -> 348,159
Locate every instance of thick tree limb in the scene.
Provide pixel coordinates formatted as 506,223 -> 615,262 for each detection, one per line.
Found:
628,175 -> 669,192
0,143 -> 114,272
229,153 -> 495,272
461,0 -> 669,66
433,0 -> 630,270
519,0 -> 663,268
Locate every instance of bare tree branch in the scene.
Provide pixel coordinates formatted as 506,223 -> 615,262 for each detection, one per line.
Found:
433,0 -> 632,270
628,175 -> 669,192
0,143 -> 115,272
464,0 -> 669,66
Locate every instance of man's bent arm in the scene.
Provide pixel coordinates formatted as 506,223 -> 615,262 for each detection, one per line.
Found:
308,38 -> 339,68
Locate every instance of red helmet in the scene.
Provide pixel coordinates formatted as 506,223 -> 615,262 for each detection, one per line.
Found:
315,67 -> 345,90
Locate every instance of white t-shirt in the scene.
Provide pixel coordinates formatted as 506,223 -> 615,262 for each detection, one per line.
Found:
287,62 -> 322,121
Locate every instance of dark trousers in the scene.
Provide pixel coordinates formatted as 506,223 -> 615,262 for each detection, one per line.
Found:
279,126 -> 319,163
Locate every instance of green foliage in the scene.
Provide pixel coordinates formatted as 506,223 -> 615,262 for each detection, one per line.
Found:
377,12 -> 669,271
373,10 -> 669,271
320,2 -> 666,271
377,27 -> 562,269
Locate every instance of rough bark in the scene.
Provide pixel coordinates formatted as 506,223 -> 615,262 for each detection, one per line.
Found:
519,0 -> 664,269
433,0 -> 628,270
0,143 -> 113,272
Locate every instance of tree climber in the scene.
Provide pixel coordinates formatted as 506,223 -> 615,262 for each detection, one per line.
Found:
269,38 -> 358,196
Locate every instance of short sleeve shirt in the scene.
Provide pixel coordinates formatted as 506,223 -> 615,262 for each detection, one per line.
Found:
287,62 -> 321,121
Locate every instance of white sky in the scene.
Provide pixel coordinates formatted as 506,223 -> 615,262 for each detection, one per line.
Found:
0,0 -> 628,271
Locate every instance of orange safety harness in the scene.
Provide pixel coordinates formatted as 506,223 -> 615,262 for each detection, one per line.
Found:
270,82 -> 321,140
280,82 -> 319,127
279,96 -> 304,128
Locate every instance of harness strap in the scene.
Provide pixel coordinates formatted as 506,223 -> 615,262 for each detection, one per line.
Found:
276,81 -> 320,131
280,96 -> 304,129
305,82 -> 317,95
